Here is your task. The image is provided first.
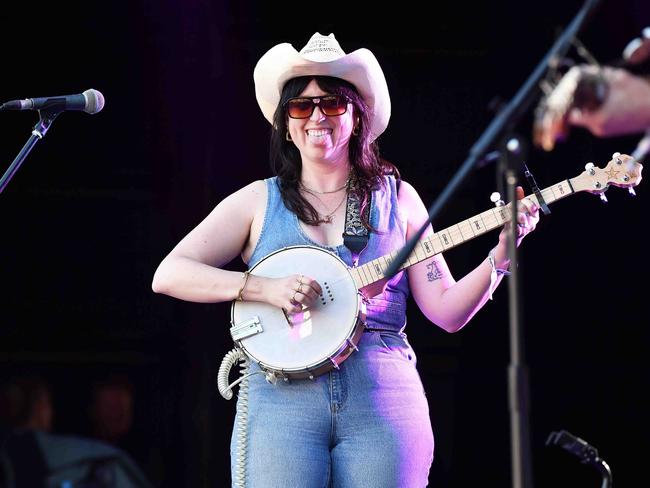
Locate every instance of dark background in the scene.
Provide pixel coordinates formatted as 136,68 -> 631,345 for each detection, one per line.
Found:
1,0 -> 648,486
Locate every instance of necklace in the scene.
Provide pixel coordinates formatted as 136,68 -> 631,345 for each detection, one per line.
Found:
299,179 -> 349,195
319,192 -> 348,224
302,189 -> 348,224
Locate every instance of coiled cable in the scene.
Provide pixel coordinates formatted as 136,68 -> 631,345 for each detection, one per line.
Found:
218,347 -> 261,488
218,348 -> 252,400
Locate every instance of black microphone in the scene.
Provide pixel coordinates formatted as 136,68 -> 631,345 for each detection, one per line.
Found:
0,88 -> 105,114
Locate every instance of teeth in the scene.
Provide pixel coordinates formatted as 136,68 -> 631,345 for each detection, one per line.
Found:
307,129 -> 331,137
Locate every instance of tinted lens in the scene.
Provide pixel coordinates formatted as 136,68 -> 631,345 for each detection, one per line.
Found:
286,98 -> 314,119
319,95 -> 348,116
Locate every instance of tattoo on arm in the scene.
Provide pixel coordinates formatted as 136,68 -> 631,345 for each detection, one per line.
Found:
426,260 -> 444,282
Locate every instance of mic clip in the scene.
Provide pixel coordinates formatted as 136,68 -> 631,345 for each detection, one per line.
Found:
31,111 -> 61,139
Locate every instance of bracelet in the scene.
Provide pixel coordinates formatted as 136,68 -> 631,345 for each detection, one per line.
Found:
488,249 -> 512,276
236,270 -> 251,301
487,248 -> 511,300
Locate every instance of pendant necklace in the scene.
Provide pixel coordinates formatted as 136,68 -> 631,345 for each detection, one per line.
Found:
300,186 -> 349,224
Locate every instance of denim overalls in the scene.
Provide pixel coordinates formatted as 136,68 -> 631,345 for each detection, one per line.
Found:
230,176 -> 434,487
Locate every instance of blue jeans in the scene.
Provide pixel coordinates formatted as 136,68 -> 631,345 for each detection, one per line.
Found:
230,331 -> 434,487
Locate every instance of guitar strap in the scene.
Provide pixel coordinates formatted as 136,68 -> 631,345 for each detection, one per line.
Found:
342,177 -> 401,266
343,183 -> 370,267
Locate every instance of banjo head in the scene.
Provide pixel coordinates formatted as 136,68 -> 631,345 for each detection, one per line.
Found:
231,245 -> 360,376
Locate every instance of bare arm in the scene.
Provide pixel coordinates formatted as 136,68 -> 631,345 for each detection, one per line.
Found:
151,180 -> 322,312
151,180 -> 265,303
400,181 -> 538,332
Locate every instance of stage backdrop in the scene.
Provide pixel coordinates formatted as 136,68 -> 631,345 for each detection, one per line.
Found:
1,1 -> 648,486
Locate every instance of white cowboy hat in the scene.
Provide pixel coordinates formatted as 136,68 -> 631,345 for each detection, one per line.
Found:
253,32 -> 391,141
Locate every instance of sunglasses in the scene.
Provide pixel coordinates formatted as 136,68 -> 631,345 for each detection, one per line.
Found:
284,95 -> 350,119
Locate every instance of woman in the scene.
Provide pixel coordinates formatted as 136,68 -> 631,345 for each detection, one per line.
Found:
152,33 -> 539,487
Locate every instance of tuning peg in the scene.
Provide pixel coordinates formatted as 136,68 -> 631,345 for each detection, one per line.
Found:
600,193 -> 608,203
585,162 -> 596,175
490,192 -> 504,207
629,187 -> 637,196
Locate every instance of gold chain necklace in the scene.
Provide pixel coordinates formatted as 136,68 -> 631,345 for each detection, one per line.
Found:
302,188 -> 348,224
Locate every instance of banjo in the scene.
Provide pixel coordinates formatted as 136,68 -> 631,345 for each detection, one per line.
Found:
229,154 -> 642,381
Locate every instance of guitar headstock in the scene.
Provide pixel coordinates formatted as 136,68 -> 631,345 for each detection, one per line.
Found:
570,153 -> 643,195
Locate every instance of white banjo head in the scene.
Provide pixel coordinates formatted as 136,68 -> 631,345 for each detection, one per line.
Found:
231,245 -> 360,374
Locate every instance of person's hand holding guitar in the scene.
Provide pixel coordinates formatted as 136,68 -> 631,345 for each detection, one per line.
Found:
534,65 -> 650,152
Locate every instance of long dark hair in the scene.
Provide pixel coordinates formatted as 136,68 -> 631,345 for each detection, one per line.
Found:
269,76 -> 399,227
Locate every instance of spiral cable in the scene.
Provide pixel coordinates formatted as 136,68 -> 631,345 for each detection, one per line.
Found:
218,347 -> 260,488
218,348 -> 248,400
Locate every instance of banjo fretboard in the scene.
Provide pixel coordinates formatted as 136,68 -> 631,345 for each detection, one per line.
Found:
350,180 -> 576,288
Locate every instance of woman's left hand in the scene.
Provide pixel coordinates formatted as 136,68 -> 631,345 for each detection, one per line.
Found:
498,186 -> 540,246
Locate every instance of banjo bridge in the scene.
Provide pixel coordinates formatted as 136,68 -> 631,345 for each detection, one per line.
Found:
230,315 -> 263,341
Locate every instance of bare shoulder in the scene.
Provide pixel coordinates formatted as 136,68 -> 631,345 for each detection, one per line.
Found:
168,179 -> 268,266
397,179 -> 427,213
396,179 -> 433,236
396,179 -> 420,199
217,179 -> 267,217
192,179 -> 267,235
223,179 -> 267,206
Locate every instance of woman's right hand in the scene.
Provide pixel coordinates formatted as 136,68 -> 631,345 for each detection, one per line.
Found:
258,274 -> 323,314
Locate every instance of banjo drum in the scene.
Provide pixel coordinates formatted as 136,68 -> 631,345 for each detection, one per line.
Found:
230,245 -> 366,381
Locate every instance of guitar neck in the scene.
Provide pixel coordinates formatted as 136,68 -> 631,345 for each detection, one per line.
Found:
350,178 -> 577,289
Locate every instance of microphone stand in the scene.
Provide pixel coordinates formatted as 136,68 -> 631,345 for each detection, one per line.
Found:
546,430 -> 612,488
382,1 -> 603,487
0,109 -> 61,194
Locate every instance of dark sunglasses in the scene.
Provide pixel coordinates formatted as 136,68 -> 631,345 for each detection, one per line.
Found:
284,95 -> 350,119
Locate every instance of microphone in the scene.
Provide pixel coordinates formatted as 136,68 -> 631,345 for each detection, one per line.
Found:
0,88 -> 105,114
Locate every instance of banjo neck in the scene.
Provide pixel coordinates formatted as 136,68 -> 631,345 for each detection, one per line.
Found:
351,178 -> 579,291
351,153 -> 642,291
350,180 -> 573,290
